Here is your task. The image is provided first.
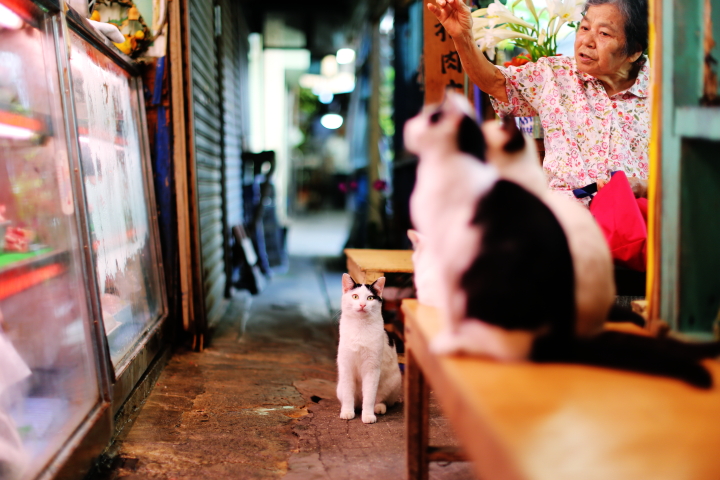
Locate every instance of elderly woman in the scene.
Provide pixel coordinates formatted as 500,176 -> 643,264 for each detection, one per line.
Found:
429,0 -> 649,200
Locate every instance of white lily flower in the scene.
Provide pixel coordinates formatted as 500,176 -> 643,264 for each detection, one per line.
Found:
469,0 -> 571,63
561,0 -> 584,23
525,0 -> 539,23
475,26 -> 537,57
487,0 -> 536,30
471,8 -> 488,18
546,0 -> 582,36
472,15 -> 491,31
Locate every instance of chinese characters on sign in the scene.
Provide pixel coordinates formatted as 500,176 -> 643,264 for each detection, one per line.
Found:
424,5 -> 470,105
441,50 -> 462,75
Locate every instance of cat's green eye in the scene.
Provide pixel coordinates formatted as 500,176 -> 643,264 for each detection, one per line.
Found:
352,294 -> 359,299
367,296 -> 374,301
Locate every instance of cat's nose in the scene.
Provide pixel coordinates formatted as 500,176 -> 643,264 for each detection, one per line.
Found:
359,304 -> 366,309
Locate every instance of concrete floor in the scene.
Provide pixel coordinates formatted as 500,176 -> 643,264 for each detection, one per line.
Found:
91,213 -> 476,480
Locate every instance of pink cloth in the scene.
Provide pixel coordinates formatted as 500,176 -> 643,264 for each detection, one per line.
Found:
490,56 -> 650,202
589,171 -> 647,272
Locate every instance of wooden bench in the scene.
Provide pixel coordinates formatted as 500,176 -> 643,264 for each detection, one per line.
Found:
402,299 -> 720,480
343,248 -> 413,284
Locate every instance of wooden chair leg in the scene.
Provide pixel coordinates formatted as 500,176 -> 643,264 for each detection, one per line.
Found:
405,348 -> 430,480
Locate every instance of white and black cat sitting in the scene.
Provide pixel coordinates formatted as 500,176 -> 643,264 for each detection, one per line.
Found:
336,274 -> 402,423
405,91 -> 720,389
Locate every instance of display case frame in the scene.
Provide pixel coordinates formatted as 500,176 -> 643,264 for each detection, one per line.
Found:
61,6 -> 170,414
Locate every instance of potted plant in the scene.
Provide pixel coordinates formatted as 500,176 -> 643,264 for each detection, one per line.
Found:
472,0 -> 585,137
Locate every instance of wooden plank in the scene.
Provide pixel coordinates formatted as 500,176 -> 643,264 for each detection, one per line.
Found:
402,299 -> 720,480
343,249 -> 414,285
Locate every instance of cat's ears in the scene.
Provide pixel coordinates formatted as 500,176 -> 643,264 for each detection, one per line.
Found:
342,273 -> 386,297
500,115 -> 526,153
407,229 -> 420,247
342,273 -> 357,293
371,277 -> 386,297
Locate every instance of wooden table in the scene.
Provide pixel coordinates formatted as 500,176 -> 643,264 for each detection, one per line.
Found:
402,299 -> 720,480
343,248 -> 413,284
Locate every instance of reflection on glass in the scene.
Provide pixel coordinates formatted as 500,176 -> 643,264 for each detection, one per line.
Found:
0,8 -> 100,480
69,32 -> 163,368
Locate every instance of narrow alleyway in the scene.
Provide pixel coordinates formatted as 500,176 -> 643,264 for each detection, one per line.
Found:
91,212 -> 476,480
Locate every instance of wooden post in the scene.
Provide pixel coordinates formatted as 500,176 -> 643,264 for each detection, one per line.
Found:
405,348 -> 430,480
646,0 -> 662,327
368,18 -> 384,234
168,0 -> 194,332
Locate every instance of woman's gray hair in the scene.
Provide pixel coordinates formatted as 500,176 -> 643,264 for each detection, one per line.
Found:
583,0 -> 648,59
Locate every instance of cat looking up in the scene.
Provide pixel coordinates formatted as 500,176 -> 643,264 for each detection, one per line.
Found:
404,90 -> 720,388
336,274 -> 402,423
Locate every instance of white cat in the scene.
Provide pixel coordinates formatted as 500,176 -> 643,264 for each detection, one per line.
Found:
479,117 -> 615,338
336,274 -> 402,423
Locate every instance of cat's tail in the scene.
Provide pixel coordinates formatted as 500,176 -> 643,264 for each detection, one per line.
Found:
531,331 -> 720,389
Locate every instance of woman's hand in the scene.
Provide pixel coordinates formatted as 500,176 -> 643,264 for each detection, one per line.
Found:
426,0 -> 509,101
427,0 -> 473,40
597,176 -> 648,198
628,177 -> 648,198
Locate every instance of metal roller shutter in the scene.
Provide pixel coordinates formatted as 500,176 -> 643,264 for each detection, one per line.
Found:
219,0 -> 249,295
188,0 -> 226,327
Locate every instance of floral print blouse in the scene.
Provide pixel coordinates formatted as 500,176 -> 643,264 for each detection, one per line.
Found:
490,55 -> 650,201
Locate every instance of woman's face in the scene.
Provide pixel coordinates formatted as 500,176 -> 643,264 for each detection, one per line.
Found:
574,4 -> 640,78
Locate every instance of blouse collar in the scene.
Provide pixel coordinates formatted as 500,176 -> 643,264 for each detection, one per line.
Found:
575,56 -> 650,98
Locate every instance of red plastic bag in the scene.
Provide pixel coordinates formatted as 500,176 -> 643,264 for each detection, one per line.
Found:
589,171 -> 647,272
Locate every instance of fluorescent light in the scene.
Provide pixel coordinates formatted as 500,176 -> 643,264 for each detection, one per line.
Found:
380,11 -> 394,34
0,123 -> 33,140
328,72 -> 355,94
301,72 -> 355,95
336,48 -> 355,65
320,114 -> 343,130
318,92 -> 334,104
320,55 -> 338,78
0,4 -> 23,30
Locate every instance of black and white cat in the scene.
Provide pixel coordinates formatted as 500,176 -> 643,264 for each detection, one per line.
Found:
337,274 -> 402,423
405,91 -> 720,388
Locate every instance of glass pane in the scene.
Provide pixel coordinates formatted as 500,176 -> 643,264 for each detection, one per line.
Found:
69,31 -> 164,368
0,6 -> 100,480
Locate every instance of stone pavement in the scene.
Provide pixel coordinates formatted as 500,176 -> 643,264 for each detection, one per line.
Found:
90,254 -> 476,480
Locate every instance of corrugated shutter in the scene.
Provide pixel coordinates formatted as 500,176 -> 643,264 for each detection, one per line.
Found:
188,0 -> 226,327
219,0 -> 249,294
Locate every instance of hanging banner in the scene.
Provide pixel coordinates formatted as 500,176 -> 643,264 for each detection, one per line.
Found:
423,0 -> 470,105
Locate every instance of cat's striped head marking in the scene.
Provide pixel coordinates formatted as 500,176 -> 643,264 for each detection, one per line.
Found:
342,274 -> 385,315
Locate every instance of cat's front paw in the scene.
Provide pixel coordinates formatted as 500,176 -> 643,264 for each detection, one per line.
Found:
374,403 -> 387,415
361,412 -> 377,424
339,409 -> 355,420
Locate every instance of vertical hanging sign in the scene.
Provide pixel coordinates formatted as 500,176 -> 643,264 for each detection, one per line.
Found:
423,0 -> 467,105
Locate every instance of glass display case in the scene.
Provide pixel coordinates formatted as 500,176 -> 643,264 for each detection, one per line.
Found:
0,2 -> 106,479
0,0 -> 169,478
69,29 -> 165,370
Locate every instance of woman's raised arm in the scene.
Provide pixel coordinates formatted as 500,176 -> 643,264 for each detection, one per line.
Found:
427,0 -> 509,102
